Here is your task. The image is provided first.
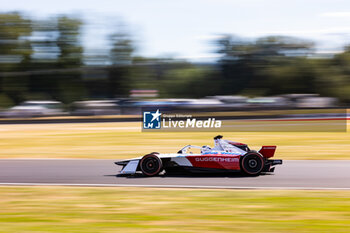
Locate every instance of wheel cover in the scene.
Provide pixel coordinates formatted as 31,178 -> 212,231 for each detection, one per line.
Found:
140,154 -> 162,176
242,153 -> 264,175
248,159 -> 258,168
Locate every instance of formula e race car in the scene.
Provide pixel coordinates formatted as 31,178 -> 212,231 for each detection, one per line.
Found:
115,135 -> 282,176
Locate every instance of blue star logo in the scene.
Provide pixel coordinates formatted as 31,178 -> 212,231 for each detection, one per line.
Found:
143,109 -> 161,129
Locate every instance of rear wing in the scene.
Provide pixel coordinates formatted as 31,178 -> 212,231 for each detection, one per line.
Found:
259,146 -> 276,158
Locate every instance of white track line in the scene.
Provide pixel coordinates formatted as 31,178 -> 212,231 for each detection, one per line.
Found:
0,183 -> 350,190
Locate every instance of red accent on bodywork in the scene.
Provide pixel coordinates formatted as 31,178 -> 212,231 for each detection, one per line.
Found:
259,146 -> 276,158
186,154 -> 241,170
227,141 -> 247,146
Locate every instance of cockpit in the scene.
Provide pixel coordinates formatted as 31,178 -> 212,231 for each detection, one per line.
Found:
177,135 -> 247,155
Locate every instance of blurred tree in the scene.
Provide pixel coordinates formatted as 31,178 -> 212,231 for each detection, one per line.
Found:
28,18 -> 60,100
255,36 -> 313,57
260,58 -> 317,95
321,47 -> 350,102
160,65 -> 220,98
108,28 -> 134,97
0,93 -> 14,109
2,12 -> 350,106
0,13 -> 32,104
27,16 -> 86,104
216,35 -> 315,96
56,16 -> 86,103
110,31 -> 133,65
216,35 -> 262,95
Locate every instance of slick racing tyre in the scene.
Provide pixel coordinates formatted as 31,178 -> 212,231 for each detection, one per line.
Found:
240,151 -> 265,176
140,153 -> 162,176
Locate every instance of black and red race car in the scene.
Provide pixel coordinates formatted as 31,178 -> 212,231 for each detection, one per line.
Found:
116,135 -> 282,176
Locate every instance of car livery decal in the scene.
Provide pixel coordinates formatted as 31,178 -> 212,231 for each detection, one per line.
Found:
186,154 -> 241,170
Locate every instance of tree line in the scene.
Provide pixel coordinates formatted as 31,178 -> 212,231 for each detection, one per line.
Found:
0,12 -> 350,108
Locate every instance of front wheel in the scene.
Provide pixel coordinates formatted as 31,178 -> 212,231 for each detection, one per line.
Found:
140,153 -> 162,176
240,152 -> 265,176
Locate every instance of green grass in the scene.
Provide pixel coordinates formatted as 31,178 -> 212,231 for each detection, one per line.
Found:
0,186 -> 349,232
0,122 -> 349,159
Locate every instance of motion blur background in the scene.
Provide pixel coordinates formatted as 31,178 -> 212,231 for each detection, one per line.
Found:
0,0 -> 350,117
1,1 -> 350,233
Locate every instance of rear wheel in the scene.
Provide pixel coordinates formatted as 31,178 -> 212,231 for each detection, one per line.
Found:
140,153 -> 162,176
241,151 -> 265,176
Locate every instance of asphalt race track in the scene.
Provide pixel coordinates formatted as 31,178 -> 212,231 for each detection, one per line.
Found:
0,160 -> 349,189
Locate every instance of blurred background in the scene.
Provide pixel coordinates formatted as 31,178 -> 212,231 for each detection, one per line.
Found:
0,0 -> 350,118
1,2 -> 350,232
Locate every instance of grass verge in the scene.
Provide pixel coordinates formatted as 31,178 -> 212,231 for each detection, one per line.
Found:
0,122 -> 348,159
0,186 -> 349,232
